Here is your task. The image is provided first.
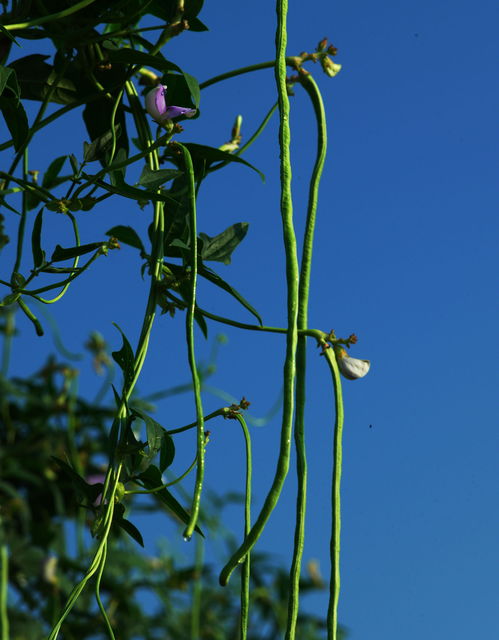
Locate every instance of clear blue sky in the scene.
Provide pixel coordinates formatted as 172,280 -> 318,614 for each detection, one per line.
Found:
2,1 -> 498,638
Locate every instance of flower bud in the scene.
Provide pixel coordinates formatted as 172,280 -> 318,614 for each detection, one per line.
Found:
145,85 -> 196,124
333,345 -> 370,380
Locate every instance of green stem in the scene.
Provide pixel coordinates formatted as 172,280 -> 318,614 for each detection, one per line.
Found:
190,303 -> 327,343
17,298 -> 43,336
4,0 -> 98,30
178,143 -> 205,541
322,347 -> 345,640
95,543 -> 116,640
200,58 -> 300,90
286,73 -> 328,639
165,407 -> 228,435
29,213 -> 81,304
0,85 -> 130,153
126,453 -> 198,494
237,102 -> 278,156
11,150 -> 29,277
219,0 -> 299,587
208,103 -> 278,175
0,545 -> 9,640
5,59 -> 70,187
191,536 -> 203,640
49,81 -> 164,639
71,131 -> 170,200
47,465 -> 121,640
0,310 -> 15,378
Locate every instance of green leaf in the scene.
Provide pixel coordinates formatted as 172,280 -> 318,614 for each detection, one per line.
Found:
159,432 -> 175,473
108,416 -> 121,462
31,207 -> 45,268
69,154 -> 79,174
83,125 -> 122,163
42,156 -> 67,188
8,55 -> 78,104
0,66 -> 15,97
132,408 -> 164,459
176,280 -> 209,338
114,511 -> 144,547
198,264 -> 263,325
0,292 -> 20,307
51,457 -> 102,504
111,323 -> 135,390
199,222 -> 248,264
0,213 -> 9,253
0,95 -> 28,152
104,47 -> 200,107
0,25 -> 19,46
51,241 -> 104,262
83,94 -> 129,166
188,17 -> 209,32
138,465 -> 204,537
165,142 -> 264,181
90,176 -> 179,207
106,225 -> 145,254
138,165 -> 183,190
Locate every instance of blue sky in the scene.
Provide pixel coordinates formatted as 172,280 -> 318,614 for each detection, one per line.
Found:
1,0 -> 498,638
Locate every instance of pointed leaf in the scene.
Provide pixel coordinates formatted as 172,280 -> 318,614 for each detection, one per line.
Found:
51,241 -> 104,262
51,457 -> 102,504
91,177 -> 179,206
42,155 -> 67,188
0,95 -> 28,152
159,431 -> 176,473
0,66 -> 16,97
111,323 -> 135,390
31,207 -> 44,268
115,514 -> 144,547
69,154 -> 79,174
132,408 -> 164,459
0,25 -> 19,45
138,465 -> 203,537
138,165 -> 183,190
199,222 -> 248,264
185,143 -> 264,181
83,125 -> 122,163
199,265 -> 263,325
106,225 -> 145,253
9,55 -> 77,104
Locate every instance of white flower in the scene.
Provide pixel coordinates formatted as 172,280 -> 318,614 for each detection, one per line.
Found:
333,346 -> 370,380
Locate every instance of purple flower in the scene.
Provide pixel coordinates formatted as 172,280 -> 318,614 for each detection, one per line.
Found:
145,85 -> 196,123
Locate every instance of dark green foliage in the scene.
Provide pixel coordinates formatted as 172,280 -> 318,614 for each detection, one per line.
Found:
0,351 -> 346,639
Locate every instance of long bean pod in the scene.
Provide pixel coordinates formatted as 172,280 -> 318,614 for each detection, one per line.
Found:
219,0 -> 299,587
286,73 -> 328,638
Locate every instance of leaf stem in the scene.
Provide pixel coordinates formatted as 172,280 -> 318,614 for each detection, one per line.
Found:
165,407 -> 229,435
